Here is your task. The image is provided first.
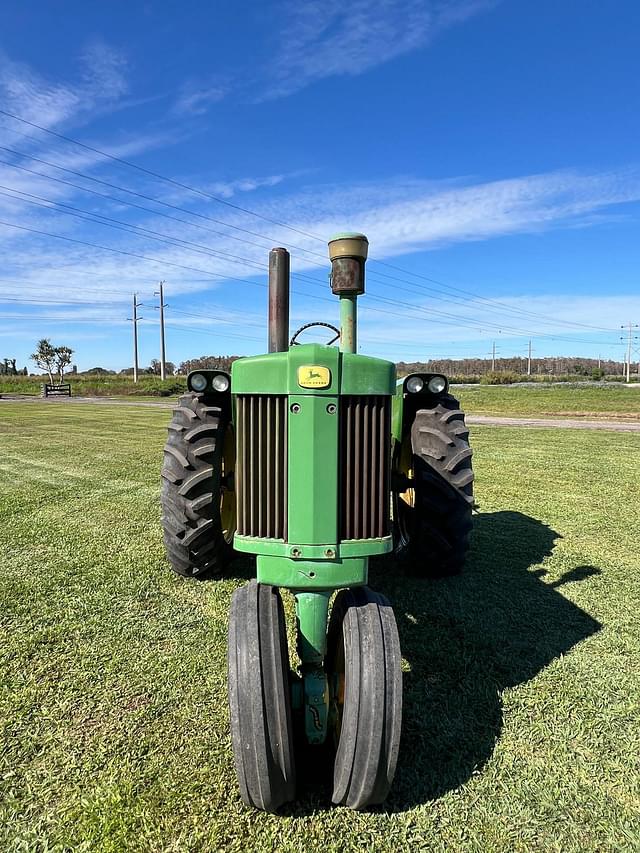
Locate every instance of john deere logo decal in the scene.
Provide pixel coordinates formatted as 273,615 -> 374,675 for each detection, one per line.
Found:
298,365 -> 331,388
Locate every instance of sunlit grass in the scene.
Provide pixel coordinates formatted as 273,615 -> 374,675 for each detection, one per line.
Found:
1,404 -> 639,851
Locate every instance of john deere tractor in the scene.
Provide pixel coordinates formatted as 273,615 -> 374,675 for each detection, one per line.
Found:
160,234 -> 473,810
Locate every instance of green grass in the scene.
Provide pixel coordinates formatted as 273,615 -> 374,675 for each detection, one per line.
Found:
0,374 -> 186,397
1,405 -> 639,851
456,383 -> 640,418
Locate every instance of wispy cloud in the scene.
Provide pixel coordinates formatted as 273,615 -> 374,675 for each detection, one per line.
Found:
205,174 -> 286,199
4,164 -> 640,308
79,41 -> 129,102
260,0 -> 495,99
0,42 -> 128,131
173,80 -> 228,116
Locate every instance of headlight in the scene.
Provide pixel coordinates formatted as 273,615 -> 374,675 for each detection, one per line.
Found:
406,375 -> 424,393
190,373 -> 208,392
427,375 -> 447,394
212,374 -> 230,392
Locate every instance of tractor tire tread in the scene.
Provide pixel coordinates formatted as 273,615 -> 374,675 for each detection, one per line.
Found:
160,392 -> 232,579
228,581 -> 296,812
396,392 -> 474,576
328,587 -> 402,810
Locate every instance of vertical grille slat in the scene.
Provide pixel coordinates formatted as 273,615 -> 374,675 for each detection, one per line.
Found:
236,395 -> 287,539
340,395 -> 390,540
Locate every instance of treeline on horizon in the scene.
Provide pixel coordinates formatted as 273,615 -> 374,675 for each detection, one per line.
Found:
11,354 -> 631,379
396,355 -> 626,377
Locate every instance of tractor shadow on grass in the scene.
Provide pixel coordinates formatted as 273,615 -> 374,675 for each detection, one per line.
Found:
368,509 -> 602,812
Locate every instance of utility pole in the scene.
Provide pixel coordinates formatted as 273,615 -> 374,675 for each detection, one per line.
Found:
527,339 -> 532,376
492,341 -> 496,372
155,281 -> 167,380
621,322 -> 639,383
128,294 -> 143,383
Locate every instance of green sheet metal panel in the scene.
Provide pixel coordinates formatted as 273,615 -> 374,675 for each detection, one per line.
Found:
287,393 -> 339,544
231,343 -> 394,396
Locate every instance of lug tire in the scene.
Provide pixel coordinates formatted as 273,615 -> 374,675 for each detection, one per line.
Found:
228,581 -> 296,812
326,586 -> 402,810
160,392 -> 233,579
395,393 -> 474,576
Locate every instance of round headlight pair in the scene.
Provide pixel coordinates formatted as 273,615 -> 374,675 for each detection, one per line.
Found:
190,373 -> 230,392
406,374 -> 447,394
427,375 -> 447,394
212,374 -> 230,392
190,373 -> 208,392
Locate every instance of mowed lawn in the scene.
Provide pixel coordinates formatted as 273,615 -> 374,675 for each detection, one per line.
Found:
1,403 -> 639,852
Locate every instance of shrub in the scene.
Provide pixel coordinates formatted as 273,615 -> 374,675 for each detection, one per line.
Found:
480,371 -> 522,385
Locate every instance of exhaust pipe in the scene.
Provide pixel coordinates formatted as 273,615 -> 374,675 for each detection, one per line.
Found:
268,247 -> 290,353
328,233 -> 369,354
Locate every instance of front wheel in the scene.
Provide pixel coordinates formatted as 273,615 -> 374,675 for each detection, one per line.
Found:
326,587 -> 402,809
228,581 -> 296,811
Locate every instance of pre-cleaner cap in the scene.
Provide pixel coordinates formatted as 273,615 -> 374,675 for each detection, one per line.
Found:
328,232 -> 369,262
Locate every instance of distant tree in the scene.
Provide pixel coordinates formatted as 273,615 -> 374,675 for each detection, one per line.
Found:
119,367 -> 135,375
31,338 -> 57,384
178,355 -> 240,374
54,346 -> 74,383
22,366 -> 28,376
147,359 -> 177,376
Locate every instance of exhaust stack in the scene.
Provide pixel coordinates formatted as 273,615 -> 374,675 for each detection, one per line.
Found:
268,247 -> 290,353
328,233 -> 369,354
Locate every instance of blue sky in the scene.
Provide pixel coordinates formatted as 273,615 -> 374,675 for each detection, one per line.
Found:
0,0 -> 639,371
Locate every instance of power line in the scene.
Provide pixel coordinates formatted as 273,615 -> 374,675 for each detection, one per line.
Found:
620,322 -> 639,383
0,141 -> 621,337
0,143 -> 327,262
1,199 -> 623,346
0,218 -> 272,290
0,214 -> 623,348
0,109 -> 322,241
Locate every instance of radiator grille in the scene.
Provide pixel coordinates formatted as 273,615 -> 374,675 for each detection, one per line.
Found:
236,395 -> 287,539
340,396 -> 391,540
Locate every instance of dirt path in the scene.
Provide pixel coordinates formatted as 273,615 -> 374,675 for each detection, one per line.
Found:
2,396 -> 639,431
0,395 -> 176,408
466,415 -> 640,432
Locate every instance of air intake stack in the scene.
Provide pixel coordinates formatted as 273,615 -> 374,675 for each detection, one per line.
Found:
328,232 -> 369,354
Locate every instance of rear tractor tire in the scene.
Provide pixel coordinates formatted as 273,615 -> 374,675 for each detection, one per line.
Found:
393,393 -> 474,577
160,392 -> 235,579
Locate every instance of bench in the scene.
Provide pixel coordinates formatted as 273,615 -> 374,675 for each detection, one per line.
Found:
42,383 -> 72,398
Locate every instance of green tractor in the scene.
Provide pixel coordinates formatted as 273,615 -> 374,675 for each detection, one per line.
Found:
160,234 -> 474,810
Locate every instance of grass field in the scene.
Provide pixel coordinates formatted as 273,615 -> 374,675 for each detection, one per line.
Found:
4,376 -> 640,421
455,383 -> 640,419
1,404 -> 639,852
0,374 -> 185,397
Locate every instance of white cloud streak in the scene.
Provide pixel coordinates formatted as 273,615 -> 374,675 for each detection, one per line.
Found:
261,0 -> 495,99
172,81 -> 227,116
0,42 -> 128,130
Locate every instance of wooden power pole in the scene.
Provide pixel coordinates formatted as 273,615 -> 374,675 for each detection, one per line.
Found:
129,294 -> 143,383
155,281 -> 167,380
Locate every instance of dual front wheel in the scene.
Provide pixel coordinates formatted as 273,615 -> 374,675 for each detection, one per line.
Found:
227,581 -> 403,811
